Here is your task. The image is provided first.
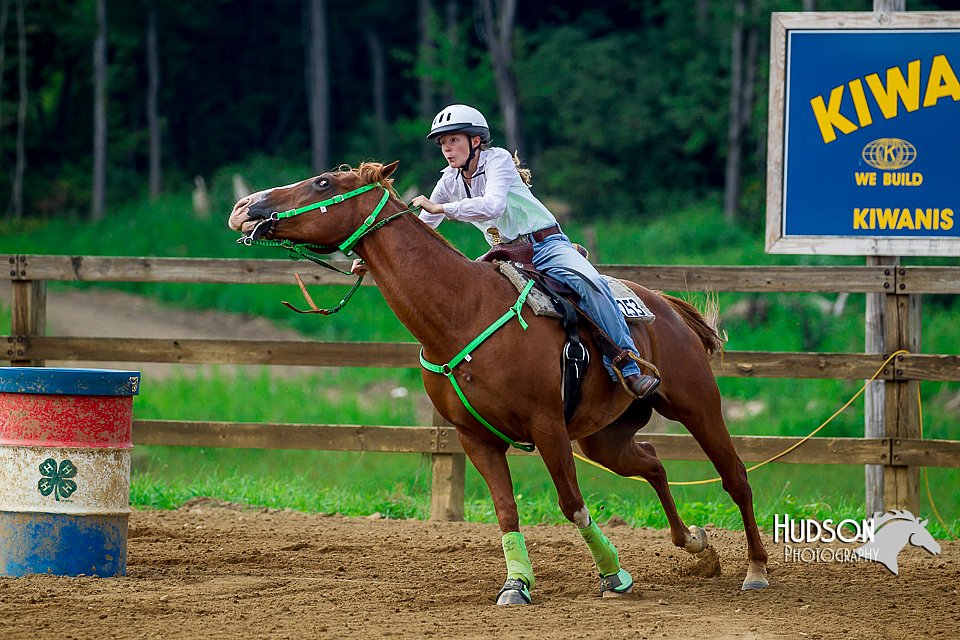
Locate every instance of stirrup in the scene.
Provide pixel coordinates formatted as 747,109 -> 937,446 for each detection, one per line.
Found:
496,578 -> 532,605
599,568 -> 634,595
613,351 -> 661,399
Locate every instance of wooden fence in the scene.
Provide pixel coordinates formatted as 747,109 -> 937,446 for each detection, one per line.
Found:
4,254 -> 960,520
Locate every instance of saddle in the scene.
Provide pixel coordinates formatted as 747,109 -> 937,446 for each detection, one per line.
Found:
477,241 -> 656,423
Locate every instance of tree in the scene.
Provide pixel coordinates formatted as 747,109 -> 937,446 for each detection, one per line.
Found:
91,0 -> 107,220
478,0 -> 521,153
723,0 -> 758,223
365,25 -> 388,157
0,0 -> 8,135
306,0 -> 330,173
8,0 -> 25,220
146,0 -> 161,199
418,0 -> 435,120
418,0 -> 436,162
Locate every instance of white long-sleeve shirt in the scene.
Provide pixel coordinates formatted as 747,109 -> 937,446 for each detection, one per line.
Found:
418,147 -> 557,247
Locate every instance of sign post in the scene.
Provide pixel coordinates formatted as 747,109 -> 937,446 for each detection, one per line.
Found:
766,9 -> 960,514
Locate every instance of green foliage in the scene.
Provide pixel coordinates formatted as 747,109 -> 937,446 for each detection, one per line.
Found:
18,0 -> 960,219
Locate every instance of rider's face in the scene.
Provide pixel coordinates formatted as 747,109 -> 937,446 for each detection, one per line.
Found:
437,133 -> 480,168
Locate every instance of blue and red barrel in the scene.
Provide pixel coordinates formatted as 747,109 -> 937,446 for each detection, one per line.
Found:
0,367 -> 140,576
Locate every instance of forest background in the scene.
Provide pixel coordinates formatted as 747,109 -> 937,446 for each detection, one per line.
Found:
1,0 -> 958,533
1,0 -> 953,222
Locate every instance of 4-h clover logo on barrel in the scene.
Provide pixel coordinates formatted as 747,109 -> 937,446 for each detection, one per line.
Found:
0,367 -> 139,577
37,458 -> 78,501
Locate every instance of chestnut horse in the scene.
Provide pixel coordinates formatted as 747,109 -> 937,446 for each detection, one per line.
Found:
228,161 -> 769,603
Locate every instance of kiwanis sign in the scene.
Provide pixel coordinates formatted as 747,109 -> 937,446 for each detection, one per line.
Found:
766,12 -> 960,256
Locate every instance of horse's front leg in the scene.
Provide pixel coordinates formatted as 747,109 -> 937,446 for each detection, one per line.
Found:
456,430 -> 534,605
535,424 -> 634,597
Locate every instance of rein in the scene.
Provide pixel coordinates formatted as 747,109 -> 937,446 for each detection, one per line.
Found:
237,181 -> 416,314
237,177 -> 537,451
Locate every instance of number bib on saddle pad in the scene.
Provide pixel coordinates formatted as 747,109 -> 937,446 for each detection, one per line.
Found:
604,277 -> 656,324
496,261 -> 655,324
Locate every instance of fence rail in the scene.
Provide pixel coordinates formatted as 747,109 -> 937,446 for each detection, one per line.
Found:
4,254 -> 959,520
8,254 -> 960,293
132,419 -> 960,468
9,336 -> 960,381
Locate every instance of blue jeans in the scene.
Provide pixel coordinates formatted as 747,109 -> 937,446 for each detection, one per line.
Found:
532,232 -> 641,379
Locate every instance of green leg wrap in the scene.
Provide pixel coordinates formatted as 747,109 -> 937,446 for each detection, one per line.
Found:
502,532 -> 535,589
578,518 -> 621,576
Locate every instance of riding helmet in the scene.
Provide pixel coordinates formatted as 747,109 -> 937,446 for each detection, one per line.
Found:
427,104 -> 491,143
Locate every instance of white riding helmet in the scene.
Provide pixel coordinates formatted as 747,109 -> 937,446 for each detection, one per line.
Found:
427,104 -> 491,143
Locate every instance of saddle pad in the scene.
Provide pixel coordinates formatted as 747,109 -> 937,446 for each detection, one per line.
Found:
602,276 -> 656,324
497,261 -> 561,318
496,261 -> 655,324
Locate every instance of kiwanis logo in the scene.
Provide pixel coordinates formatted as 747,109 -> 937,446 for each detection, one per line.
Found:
774,510 -> 940,574
861,137 -> 917,171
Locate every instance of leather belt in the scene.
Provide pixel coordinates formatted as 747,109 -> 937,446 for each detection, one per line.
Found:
531,224 -> 561,243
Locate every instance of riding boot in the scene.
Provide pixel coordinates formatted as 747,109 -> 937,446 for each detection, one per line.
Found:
622,372 -> 660,400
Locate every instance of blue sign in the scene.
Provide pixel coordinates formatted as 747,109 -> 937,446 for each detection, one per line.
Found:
782,29 -> 960,242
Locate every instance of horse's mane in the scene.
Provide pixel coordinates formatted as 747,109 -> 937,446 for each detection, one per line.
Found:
343,162 -> 402,201
342,161 -> 467,260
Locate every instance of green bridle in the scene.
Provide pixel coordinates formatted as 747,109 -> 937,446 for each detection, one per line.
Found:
238,177 -> 537,452
237,181 -> 415,314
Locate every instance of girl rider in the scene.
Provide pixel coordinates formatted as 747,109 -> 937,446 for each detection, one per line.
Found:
356,104 -> 659,400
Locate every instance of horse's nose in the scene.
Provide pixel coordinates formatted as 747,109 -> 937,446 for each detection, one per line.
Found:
229,190 -> 271,231
229,195 -> 258,231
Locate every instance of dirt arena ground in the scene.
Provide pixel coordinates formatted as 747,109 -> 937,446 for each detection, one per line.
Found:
0,500 -> 956,640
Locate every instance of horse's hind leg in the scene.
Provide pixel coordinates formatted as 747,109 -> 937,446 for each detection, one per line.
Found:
654,390 -> 769,590
577,405 -> 709,556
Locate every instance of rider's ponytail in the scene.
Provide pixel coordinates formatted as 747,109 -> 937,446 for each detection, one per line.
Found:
513,151 -> 533,187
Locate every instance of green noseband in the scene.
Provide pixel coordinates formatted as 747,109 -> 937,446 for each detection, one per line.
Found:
237,179 -> 416,315
249,182 -> 390,256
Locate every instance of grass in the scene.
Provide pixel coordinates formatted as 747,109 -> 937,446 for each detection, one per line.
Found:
2,157 -> 958,538
122,367 -> 960,539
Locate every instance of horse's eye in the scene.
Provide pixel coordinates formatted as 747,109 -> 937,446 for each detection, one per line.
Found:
314,177 -> 330,189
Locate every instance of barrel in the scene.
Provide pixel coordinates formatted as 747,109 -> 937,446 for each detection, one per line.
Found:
0,367 -> 140,577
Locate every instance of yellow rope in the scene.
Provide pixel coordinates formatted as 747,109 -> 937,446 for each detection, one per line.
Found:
573,349 -> 910,486
574,347 -> 957,536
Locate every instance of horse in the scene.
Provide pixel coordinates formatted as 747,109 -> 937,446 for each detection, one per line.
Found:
228,160 -> 769,603
855,510 -> 941,575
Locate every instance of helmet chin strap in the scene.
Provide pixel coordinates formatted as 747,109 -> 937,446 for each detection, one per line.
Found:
457,138 -> 481,175
456,140 -> 481,197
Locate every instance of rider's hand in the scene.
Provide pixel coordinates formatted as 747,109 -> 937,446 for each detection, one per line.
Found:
411,195 -> 443,215
351,259 -> 369,276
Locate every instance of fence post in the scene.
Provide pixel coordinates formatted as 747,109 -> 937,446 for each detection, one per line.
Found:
882,288 -> 920,513
10,269 -> 46,367
428,409 -> 465,521
864,256 -> 897,515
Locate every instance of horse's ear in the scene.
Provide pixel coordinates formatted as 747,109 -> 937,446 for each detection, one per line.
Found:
382,160 -> 399,179
920,518 -> 929,527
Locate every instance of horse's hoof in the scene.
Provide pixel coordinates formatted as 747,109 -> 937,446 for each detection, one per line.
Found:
741,561 -> 769,590
601,584 -> 633,598
496,578 -> 531,605
599,568 -> 634,597
683,525 -> 708,554
741,580 -> 769,591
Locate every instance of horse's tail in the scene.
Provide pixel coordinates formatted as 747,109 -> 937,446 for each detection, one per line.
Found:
661,292 -> 726,359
